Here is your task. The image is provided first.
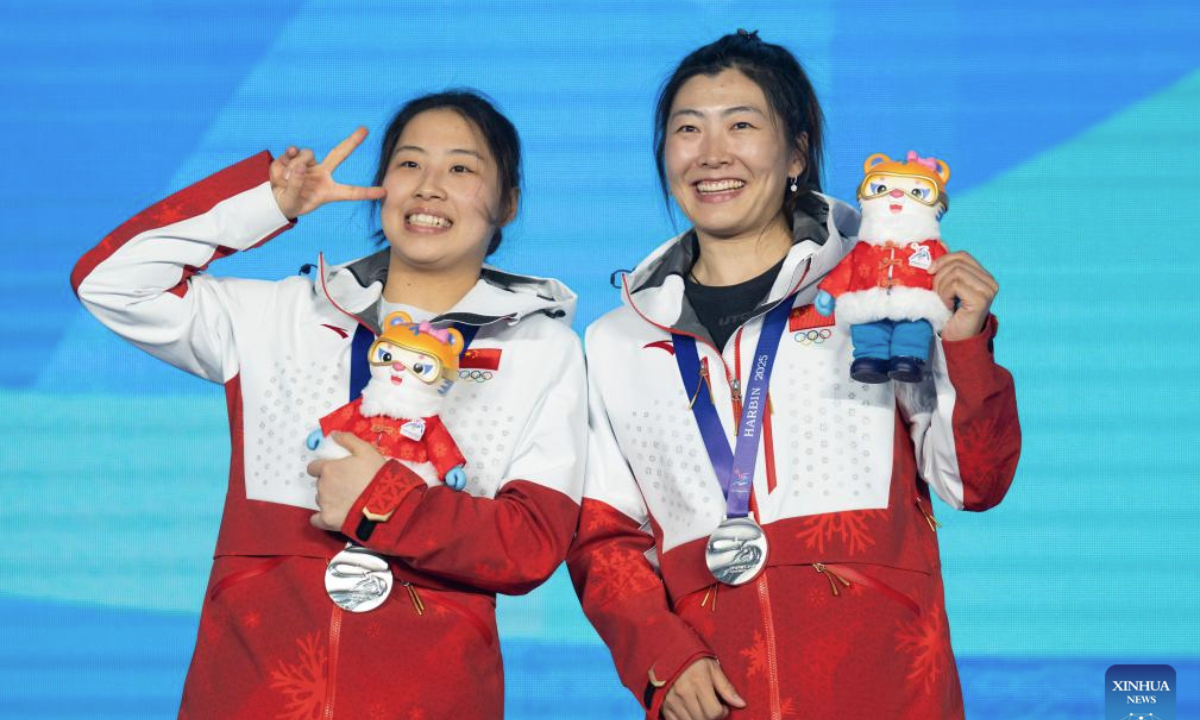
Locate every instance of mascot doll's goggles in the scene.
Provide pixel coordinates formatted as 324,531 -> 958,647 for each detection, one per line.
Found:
368,340 -> 443,384
858,172 -> 942,206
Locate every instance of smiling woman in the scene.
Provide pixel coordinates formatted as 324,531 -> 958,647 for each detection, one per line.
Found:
370,93 -> 521,281
662,68 -> 803,293
71,89 -> 586,719
569,31 -> 1020,720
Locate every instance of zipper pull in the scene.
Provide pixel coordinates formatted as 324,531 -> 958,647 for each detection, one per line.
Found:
688,359 -> 715,409
916,500 -> 942,532
699,583 -> 719,613
402,581 -> 425,615
700,359 -> 714,404
730,376 -> 742,406
814,563 -> 851,597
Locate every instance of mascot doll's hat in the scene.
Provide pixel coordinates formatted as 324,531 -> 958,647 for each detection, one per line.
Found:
857,151 -> 951,200
375,311 -> 464,381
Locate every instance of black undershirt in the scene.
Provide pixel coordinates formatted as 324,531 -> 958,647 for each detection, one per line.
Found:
684,258 -> 785,352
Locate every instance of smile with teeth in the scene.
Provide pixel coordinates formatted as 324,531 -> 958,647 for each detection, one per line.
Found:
696,179 -> 746,194
406,212 -> 453,228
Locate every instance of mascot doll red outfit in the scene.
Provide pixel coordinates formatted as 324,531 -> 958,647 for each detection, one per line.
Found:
816,151 -> 953,383
309,310 -> 469,493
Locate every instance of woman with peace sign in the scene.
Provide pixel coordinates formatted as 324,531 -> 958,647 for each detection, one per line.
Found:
72,91 -> 586,719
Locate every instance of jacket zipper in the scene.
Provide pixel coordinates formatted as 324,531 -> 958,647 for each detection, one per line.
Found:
401,580 -> 425,614
732,325 -> 782,494
688,358 -> 715,409
813,562 -> 852,596
622,276 -> 740,421
621,264 -> 813,720
207,556 -> 287,602
755,573 -> 783,720
731,327 -> 745,415
811,562 -> 922,616
323,607 -> 343,720
619,260 -> 812,425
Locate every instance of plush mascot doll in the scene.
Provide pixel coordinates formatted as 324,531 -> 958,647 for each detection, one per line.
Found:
815,151 -> 952,383
307,311 -> 469,491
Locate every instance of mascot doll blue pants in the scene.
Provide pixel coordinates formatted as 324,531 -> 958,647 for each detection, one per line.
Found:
850,319 -> 933,362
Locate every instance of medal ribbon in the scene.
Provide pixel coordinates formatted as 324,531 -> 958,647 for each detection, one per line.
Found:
350,322 -> 479,401
673,298 -> 793,519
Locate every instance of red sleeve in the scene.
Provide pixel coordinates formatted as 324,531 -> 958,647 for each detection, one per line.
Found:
69,153 -> 295,384
817,245 -> 858,297
567,499 -> 714,716
341,461 -> 579,595
942,314 -> 1021,511
71,151 -> 292,297
422,415 -> 467,478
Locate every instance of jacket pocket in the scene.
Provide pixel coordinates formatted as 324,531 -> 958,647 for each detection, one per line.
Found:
811,562 -> 923,617
419,589 -> 498,648
208,555 -> 289,603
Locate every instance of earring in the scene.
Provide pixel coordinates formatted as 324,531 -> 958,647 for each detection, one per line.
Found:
788,176 -> 799,193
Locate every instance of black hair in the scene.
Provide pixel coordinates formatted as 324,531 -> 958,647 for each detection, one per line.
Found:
371,89 -> 521,255
653,30 -> 825,224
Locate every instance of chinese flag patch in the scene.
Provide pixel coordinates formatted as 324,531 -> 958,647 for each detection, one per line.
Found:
460,348 -> 502,371
790,305 -> 835,332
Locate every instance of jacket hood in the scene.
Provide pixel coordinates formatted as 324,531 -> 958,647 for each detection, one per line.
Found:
621,192 -> 860,338
316,248 -> 576,334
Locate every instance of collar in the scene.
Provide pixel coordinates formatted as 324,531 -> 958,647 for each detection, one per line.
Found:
316,248 -> 576,334
620,192 -> 861,340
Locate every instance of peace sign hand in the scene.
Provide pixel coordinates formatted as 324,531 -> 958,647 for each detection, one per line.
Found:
270,127 -> 386,220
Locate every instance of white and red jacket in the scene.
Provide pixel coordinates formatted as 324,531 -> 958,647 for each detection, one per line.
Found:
568,195 -> 1019,719
72,153 -> 587,720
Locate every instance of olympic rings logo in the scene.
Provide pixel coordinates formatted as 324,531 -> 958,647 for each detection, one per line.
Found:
793,328 -> 833,346
458,370 -> 495,382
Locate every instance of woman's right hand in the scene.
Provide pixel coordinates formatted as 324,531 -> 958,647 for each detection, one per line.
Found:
661,658 -> 746,720
271,127 -> 386,219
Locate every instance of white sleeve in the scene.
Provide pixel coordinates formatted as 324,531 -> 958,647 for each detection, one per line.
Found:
581,323 -> 653,530
73,155 -> 291,384
895,339 -> 964,509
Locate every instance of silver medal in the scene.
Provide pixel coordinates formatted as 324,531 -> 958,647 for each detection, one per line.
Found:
705,517 -> 769,586
325,545 -> 394,612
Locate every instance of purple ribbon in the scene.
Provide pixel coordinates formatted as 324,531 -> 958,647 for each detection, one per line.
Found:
673,298 -> 792,519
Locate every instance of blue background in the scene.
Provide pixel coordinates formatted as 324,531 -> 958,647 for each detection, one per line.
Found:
2,0 -> 1199,717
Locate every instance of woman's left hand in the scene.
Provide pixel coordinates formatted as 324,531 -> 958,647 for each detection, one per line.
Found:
930,251 -> 1000,342
307,432 -> 387,531
271,127 -> 386,220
